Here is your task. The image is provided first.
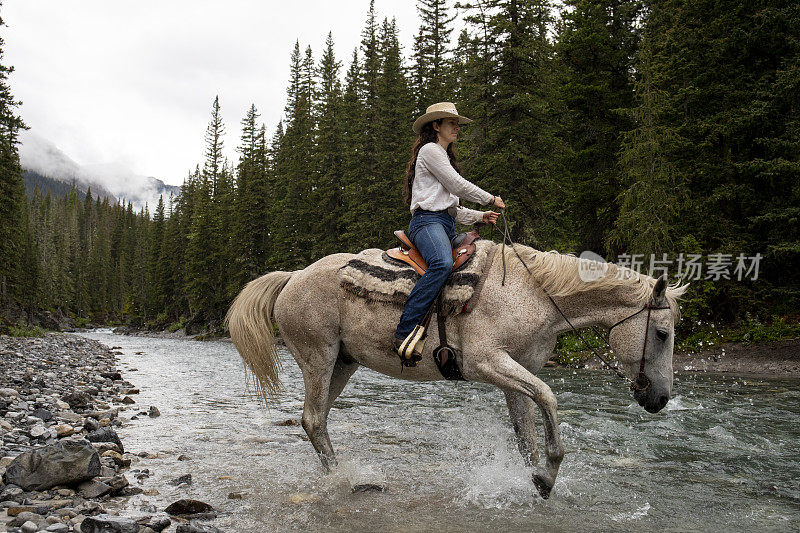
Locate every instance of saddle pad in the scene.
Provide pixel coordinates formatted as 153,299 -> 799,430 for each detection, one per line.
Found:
339,240 -> 494,315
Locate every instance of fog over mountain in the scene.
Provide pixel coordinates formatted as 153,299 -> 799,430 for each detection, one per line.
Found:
19,130 -> 180,212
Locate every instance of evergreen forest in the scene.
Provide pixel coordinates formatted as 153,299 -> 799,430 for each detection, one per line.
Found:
1,0 -> 798,341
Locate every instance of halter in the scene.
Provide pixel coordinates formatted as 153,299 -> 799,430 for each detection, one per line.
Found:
495,210 -> 671,391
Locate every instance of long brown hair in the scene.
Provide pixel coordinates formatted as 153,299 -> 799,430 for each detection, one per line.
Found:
403,119 -> 463,205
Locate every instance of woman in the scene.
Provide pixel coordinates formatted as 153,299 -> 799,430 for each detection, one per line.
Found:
395,102 -> 505,363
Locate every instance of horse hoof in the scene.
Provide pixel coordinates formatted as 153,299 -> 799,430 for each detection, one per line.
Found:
533,473 -> 552,499
352,483 -> 385,494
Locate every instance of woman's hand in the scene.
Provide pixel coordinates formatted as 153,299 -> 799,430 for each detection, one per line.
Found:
482,210 -> 500,225
492,195 -> 506,209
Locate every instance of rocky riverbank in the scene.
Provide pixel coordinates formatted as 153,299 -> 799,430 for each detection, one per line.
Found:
0,334 -> 220,533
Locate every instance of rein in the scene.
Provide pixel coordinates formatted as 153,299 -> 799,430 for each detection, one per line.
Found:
494,209 -> 670,391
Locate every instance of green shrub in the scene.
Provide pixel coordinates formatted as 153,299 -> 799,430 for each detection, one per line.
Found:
167,316 -> 187,333
8,323 -> 46,337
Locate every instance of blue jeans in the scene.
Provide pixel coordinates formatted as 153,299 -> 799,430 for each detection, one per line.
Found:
395,210 -> 456,339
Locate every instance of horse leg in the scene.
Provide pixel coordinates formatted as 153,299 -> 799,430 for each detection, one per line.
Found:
325,352 -> 359,414
470,352 -> 564,498
298,345 -> 339,472
504,390 -> 539,467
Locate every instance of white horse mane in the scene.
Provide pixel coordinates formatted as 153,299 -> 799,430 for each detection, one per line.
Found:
500,244 -> 689,321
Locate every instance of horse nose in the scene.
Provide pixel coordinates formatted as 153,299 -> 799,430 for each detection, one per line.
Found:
657,395 -> 669,409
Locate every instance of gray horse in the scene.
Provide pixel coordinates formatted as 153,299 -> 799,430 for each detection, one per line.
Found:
225,243 -> 688,498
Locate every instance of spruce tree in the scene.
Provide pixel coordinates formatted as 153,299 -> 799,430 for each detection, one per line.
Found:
0,5 -> 28,305
556,0 -> 642,254
412,0 -> 457,114
313,33 -> 346,257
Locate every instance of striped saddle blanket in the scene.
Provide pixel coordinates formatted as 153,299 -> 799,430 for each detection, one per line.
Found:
338,240 -> 495,316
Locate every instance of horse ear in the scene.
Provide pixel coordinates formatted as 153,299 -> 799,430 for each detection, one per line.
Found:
652,274 -> 668,305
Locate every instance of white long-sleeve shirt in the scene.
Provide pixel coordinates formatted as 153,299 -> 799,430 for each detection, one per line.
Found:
409,142 -> 493,225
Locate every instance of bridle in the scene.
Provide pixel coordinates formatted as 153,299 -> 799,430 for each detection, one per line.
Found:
494,209 -> 672,392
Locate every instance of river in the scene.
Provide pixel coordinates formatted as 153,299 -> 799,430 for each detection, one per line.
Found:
75,329 -> 800,532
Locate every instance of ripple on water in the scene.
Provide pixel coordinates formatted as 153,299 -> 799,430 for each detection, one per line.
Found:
73,330 -> 800,532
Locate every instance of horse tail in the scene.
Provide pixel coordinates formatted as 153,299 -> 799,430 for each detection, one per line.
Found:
225,270 -> 294,403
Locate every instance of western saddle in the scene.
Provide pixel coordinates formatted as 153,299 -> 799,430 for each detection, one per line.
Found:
386,228 -> 481,276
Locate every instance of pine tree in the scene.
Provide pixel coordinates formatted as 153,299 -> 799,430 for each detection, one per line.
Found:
412,0 -> 457,114
204,96 -> 225,194
0,5 -> 28,305
556,0 -> 643,255
372,18 -> 414,246
458,0 -> 566,245
313,33 -> 346,257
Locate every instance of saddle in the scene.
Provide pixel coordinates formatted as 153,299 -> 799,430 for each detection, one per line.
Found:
386,228 -> 482,276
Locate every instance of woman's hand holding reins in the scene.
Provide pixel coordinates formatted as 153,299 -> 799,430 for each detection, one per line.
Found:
483,210 -> 500,225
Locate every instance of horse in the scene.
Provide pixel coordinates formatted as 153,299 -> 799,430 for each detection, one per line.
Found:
225,242 -> 688,498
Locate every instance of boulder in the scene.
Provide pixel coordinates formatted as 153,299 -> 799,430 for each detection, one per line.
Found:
61,392 -> 90,410
79,514 -> 139,533
2,440 -> 100,491
86,427 -> 124,453
164,499 -> 214,516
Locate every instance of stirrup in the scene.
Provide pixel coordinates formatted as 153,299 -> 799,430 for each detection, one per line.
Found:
396,326 -> 425,367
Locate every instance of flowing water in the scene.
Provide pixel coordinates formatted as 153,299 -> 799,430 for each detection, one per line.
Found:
75,329 -> 800,532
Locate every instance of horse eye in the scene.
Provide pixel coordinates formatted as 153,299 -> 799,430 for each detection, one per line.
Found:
655,329 -> 668,341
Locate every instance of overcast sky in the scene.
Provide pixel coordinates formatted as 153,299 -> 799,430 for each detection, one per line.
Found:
4,1 -> 429,186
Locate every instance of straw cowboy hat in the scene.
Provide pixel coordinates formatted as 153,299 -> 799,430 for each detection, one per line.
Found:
412,102 -> 473,134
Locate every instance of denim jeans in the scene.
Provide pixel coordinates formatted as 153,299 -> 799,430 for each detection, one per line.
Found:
395,210 -> 456,339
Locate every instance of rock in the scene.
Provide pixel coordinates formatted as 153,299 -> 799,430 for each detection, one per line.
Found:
167,474 -> 191,486
100,450 -> 130,468
94,442 -> 122,454
176,523 -> 223,533
142,489 -> 159,496
7,505 -> 34,516
54,424 -> 74,438
54,400 -> 70,410
120,389 -> 139,395
21,520 -> 38,533
29,425 -> 46,438
0,485 -> 24,502
57,412 -> 82,424
45,524 -> 69,532
78,501 -> 105,516
273,418 -> 301,427
228,491 -> 246,499
2,440 -> 100,491
86,427 -> 123,453
137,515 -> 171,532
120,396 -> 136,405
31,408 -> 53,422
100,372 -> 122,381
148,406 -> 160,418
164,499 -> 214,516
61,392 -> 90,410
286,492 -> 320,504
9,511 -> 41,525
79,514 -> 139,533
177,454 -> 189,461
77,479 -> 112,498
352,483 -> 385,493
0,388 -> 20,399
107,474 -> 128,493
83,418 -> 100,432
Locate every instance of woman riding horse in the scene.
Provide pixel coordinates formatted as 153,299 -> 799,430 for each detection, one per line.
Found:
395,102 -> 506,361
